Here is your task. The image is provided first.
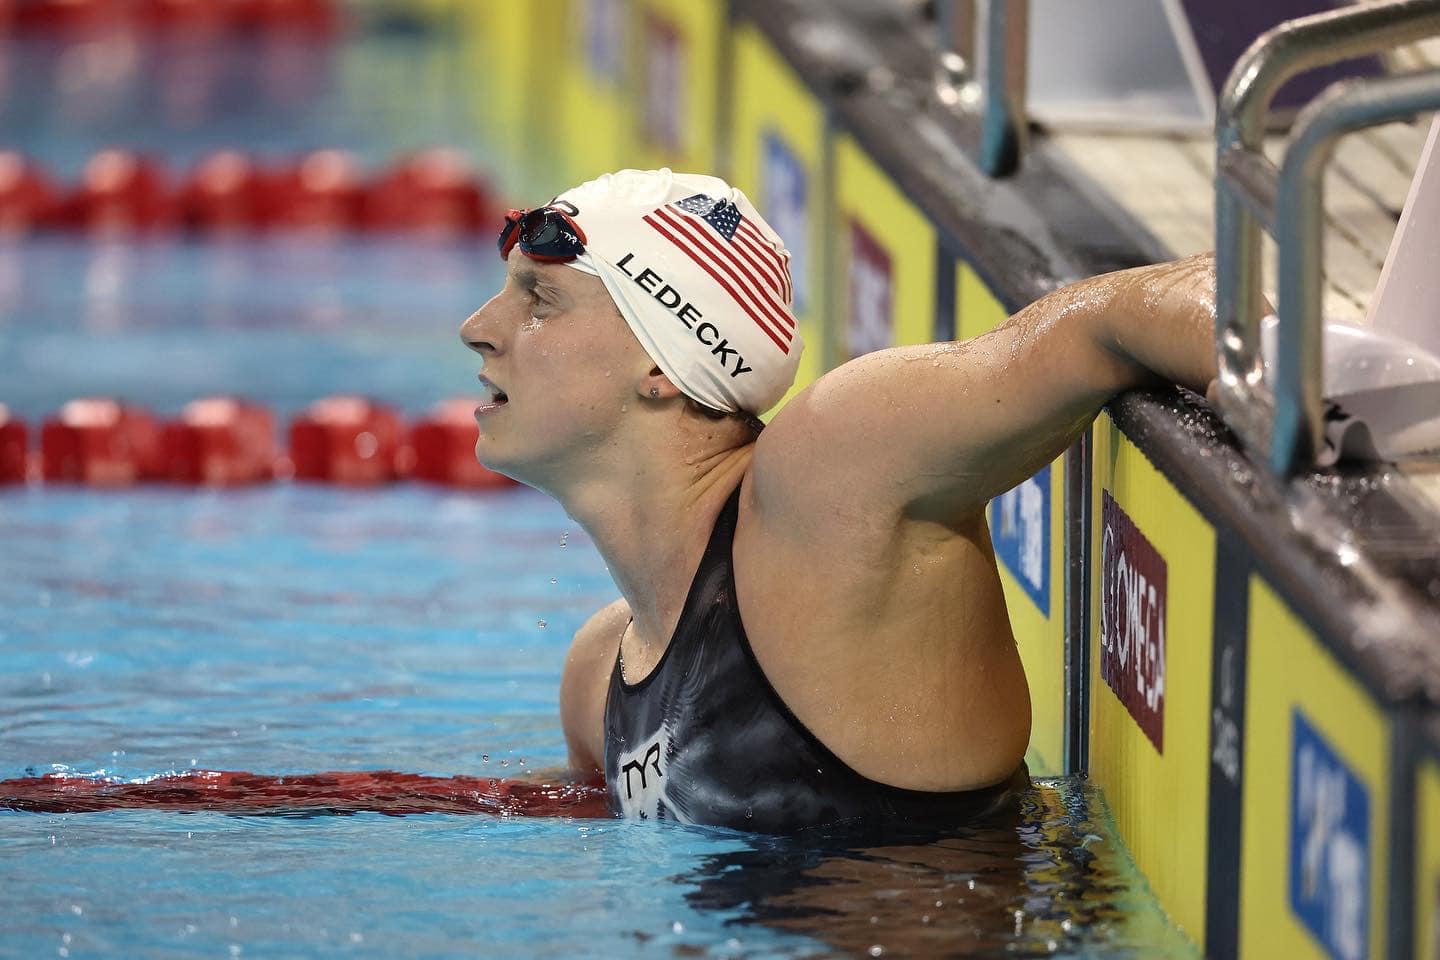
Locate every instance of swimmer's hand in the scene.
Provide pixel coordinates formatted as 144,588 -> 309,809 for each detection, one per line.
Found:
754,254 -> 1218,527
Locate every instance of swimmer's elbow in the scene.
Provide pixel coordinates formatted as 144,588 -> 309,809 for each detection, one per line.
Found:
559,599 -> 627,779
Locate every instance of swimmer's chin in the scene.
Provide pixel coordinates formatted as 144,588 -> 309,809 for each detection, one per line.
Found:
472,443 -> 528,485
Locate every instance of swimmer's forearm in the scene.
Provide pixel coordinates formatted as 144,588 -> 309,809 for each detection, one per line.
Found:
1089,253 -> 1219,395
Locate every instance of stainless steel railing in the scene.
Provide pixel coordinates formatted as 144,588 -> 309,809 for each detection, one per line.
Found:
933,0 -> 1029,176
1213,0 -> 1440,477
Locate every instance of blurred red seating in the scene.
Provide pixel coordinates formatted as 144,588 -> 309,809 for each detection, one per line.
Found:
287,396 -> 406,485
409,398 -> 517,489
160,397 -> 276,485
41,398 -> 163,486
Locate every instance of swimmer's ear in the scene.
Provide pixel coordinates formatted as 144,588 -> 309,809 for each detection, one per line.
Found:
638,367 -> 682,401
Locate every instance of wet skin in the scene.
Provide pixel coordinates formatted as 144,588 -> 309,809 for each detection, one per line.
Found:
460,252 -> 1218,798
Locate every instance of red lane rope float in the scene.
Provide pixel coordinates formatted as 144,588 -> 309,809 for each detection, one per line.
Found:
7,395 -> 518,489
409,397 -> 515,489
0,148 -> 499,238
1,0 -> 340,36
0,404 -> 27,484
0,769 -> 611,818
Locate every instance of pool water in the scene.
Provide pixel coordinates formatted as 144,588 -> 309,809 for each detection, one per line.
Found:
1,14 -> 1197,958
0,485 -> 1191,958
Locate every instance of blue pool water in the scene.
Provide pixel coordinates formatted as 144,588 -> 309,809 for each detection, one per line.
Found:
0,484 -> 1189,957
1,14 -> 1196,958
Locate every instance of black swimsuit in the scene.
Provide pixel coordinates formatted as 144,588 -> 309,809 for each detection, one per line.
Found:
603,482 -> 1028,835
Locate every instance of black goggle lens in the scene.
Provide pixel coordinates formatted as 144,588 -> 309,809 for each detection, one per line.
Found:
498,207 -> 587,263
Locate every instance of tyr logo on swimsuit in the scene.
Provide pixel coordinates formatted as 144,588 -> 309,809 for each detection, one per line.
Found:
1099,491 -> 1167,752
614,724 -> 689,823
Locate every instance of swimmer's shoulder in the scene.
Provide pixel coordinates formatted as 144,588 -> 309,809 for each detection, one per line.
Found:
559,598 -> 630,773
746,378 -> 915,547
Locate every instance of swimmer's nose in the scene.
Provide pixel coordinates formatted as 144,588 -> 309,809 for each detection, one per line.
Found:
459,305 -> 497,357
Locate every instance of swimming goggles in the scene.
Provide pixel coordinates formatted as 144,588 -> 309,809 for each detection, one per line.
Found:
497,207 -> 588,263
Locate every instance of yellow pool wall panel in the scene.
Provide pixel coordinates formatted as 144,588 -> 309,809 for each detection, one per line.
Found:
728,21 -> 829,401
955,261 -> 1010,342
832,135 -> 937,369
1420,752 -> 1440,960
456,4 -> 531,176
988,455 -> 1067,777
1241,579 -> 1391,960
956,264 -> 1065,776
553,0 -> 638,190
632,0 -> 724,176
1088,411 -> 1216,949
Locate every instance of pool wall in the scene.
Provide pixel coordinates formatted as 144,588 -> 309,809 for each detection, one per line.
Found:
382,0 -> 1440,955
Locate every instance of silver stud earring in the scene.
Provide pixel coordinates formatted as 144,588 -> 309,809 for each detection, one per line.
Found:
649,388 -> 660,398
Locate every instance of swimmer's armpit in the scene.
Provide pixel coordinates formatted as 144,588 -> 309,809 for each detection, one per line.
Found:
756,255 -> 1219,527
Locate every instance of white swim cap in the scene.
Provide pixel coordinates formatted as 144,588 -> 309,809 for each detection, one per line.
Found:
549,169 -> 802,415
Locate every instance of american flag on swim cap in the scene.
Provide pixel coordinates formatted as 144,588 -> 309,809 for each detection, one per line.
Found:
641,194 -> 796,355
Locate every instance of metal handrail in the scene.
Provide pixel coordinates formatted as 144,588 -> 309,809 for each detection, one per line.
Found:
934,0 -> 1029,177
1272,70 -> 1440,474
1212,0 -> 1440,476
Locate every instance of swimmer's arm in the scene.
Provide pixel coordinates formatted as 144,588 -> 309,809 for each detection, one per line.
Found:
759,255 -> 1217,526
558,598 -> 629,775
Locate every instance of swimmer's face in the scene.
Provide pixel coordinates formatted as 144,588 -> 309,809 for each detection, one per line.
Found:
459,250 -> 654,486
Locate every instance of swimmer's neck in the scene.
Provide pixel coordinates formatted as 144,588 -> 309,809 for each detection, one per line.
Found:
554,441 -> 754,656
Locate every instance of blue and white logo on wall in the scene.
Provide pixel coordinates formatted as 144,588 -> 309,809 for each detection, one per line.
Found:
990,464 -> 1049,616
761,131 -> 808,314
1290,708 -> 1370,960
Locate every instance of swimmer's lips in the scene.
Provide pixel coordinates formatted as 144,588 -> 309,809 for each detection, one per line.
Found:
475,376 -> 509,417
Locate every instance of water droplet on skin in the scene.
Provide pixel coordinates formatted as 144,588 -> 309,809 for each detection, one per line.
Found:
868,946 -> 884,957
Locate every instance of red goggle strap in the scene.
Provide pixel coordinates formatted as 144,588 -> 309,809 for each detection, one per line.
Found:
497,207 -> 528,260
